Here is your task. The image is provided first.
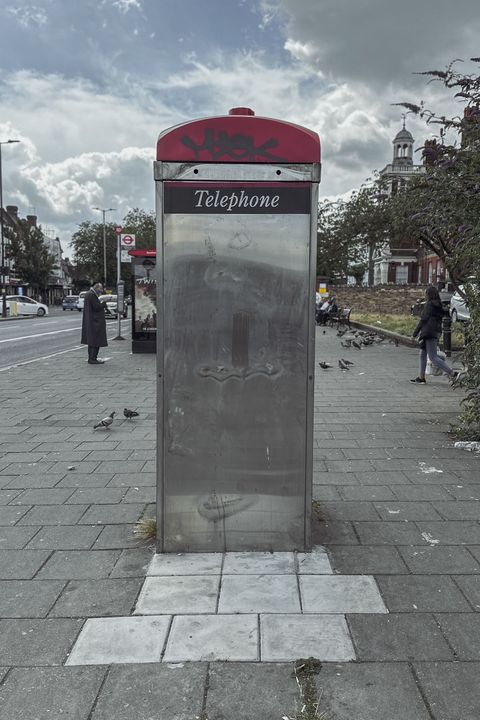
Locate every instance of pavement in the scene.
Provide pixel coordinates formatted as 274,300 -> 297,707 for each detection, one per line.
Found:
0,324 -> 479,719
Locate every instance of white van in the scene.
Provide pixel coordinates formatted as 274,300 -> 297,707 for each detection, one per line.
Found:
75,290 -> 88,311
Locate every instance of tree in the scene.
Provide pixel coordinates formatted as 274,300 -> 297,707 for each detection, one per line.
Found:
121,208 -> 155,250
394,57 -> 480,437
8,221 -> 56,293
317,199 -> 367,284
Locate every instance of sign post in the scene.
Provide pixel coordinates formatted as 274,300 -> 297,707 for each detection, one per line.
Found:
113,227 -> 124,341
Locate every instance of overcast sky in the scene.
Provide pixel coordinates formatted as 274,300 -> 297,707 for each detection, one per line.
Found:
0,0 -> 478,255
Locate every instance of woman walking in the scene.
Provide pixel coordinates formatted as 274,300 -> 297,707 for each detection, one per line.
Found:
411,286 -> 457,384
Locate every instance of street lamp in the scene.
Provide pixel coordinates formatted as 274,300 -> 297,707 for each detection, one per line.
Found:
0,139 -> 21,318
92,206 -> 116,287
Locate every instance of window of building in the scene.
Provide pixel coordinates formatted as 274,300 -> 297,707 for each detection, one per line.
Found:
396,265 -> 408,284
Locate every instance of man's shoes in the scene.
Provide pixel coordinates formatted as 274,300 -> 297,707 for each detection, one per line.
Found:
410,377 -> 426,384
88,360 -> 104,365
450,371 -> 459,384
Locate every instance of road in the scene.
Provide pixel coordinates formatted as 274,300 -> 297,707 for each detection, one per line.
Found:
0,307 -> 131,371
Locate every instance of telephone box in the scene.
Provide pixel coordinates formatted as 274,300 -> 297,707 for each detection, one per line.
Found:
155,107 -> 321,552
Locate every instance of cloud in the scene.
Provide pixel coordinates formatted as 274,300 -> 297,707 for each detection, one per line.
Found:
110,0 -> 142,13
6,4 -> 48,29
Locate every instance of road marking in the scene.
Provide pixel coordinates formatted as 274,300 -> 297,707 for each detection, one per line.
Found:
0,331 -> 131,372
0,320 -> 119,344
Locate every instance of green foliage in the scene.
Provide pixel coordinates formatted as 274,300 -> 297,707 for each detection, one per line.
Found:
8,221 -> 57,291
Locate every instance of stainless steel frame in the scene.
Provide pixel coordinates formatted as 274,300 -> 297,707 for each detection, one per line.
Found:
156,162 -> 319,552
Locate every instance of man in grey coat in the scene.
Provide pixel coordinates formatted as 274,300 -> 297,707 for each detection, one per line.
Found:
81,283 -> 108,364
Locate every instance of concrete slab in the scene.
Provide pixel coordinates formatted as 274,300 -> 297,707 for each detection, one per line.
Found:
414,661 -> 480,720
163,614 -> 258,662
377,575 -> 473,612
300,575 -> 388,614
147,552 -> 223,576
0,618 -> 83,665
90,663 -> 207,720
49,578 -> 142,617
222,551 -> 295,575
135,576 -> 219,614
436,613 -> 480,660
37,549 -> 121,579
297,547 -> 333,574
261,614 -> 355,661
66,616 -> 170,665
0,579 -> 65,618
219,575 -> 300,614
0,549 -> 51,579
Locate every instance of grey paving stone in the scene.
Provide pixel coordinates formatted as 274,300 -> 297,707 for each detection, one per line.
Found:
467,545 -> 480,565
415,521 -> 480,545
26,525 -> 102,550
18,504 -> 89,526
348,613 -> 453,660
0,489 -> 22,504
328,545 -> 408,574
262,614 -> 354,661
436,613 -> 480,660
49,578 -> 142,617
312,486 -> 343,501
339,485 -> 397,501
91,663 -> 207,720
148,552 -> 223,576
354,471 -> 411,485
319,501 -> 380,521
136,576 -> 219,614
300,575 -> 387,613
313,471 -> 359,486
107,472 -> 156,487
325,460 -> 376,473
0,549 -> 50,579
0,526 -> 39,549
92,524 -> 148,549
67,616 -> 170,665
354,521 -> 427,545
94,461 -> 146,475
312,520 -> 359,545
223,551 -> 294,575
0,667 -> 8,684
433,501 -> 480,520
373,501 -> 442,521
219,575 -> 300,614
0,666 -> 105,720
121,486 -> 156,503
164,614 -> 258,662
316,662 -> 430,720
0,505 -> 31,525
12,489 -> 74,505
66,488 -> 126,504
446,485 -> 480,500
47,461 -> 100,475
399,546 -> 480,574
78,503 -> 145,525
0,462 -> 54,476
4,474 -> 70,489
109,547 -> 154,577
453,575 -> 480,610
414,662 -> 480,720
0,579 -> 66,618
0,618 -> 83,665
55,473 -> 114,488
392,484 -> 454,501
377,575 -> 473,613
206,663 -> 298,720
37,550 -> 121,579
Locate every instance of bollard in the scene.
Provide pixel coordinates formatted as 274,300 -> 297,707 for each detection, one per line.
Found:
442,315 -> 452,357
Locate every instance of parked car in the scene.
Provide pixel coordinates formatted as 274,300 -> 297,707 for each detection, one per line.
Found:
75,290 -> 88,311
411,290 -> 452,318
5,295 -> 48,317
62,295 -> 79,311
450,286 -> 471,322
98,294 -> 128,319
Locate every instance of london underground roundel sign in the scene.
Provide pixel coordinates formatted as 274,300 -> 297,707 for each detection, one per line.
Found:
120,234 -> 136,248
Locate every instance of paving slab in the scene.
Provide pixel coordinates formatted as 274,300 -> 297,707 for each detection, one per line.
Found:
348,613 -> 454,660
453,575 -> 480,610
163,614 -> 258,662
135,575 -> 219,614
398,545 -> 480,574
315,662 -> 431,720
147,552 -> 223,576
37,549 -> 121,579
0,549 -> 51,579
0,666 -> 106,720
90,663 -> 207,720
78,503 -> 146,525
49,578 -> 143,617
26,525 -> 102,550
109,547 -> 154,577
300,575 -> 387,614
328,545 -> 408,574
218,574 -> 300,613
297,547 -> 333,574
0,526 -> 40,549
435,613 -> 480,660
0,618 -> 83,665
222,551 -> 295,574
414,661 -> 480,720
205,663 -> 299,720
377,575 -> 473,612
18,504 -> 89,526
261,614 -> 355,661
67,616 -> 170,665
0,579 -> 65,618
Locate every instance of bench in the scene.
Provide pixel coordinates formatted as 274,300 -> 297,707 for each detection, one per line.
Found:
328,307 -> 351,329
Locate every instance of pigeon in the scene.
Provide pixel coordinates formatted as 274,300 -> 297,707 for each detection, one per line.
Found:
338,359 -> 350,370
94,411 -> 115,430
123,408 -> 139,420
341,339 -> 352,348
352,340 -> 362,350
341,358 -> 354,366
318,362 -> 332,369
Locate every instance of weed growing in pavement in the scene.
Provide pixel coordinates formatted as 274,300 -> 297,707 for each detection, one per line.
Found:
312,501 -> 324,522
283,658 -> 328,720
134,517 -> 157,540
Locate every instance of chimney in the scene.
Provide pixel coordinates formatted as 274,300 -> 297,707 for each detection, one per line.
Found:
6,205 -> 18,218
26,215 -> 37,227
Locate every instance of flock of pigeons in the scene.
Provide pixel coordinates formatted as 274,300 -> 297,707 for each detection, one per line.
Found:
319,327 -> 387,372
94,408 -> 139,430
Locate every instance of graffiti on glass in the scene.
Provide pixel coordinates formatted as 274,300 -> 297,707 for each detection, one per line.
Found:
181,129 -> 287,161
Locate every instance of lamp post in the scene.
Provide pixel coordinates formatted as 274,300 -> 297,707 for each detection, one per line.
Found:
92,207 -> 116,287
0,139 -> 20,318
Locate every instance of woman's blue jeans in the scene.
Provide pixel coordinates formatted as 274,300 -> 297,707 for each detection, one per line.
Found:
420,338 -> 453,377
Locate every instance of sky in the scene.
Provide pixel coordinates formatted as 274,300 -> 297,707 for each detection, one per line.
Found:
0,0 -> 479,256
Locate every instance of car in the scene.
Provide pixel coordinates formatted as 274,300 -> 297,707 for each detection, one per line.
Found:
5,295 -> 48,317
98,294 -> 128,319
450,286 -> 471,322
75,291 -> 89,311
62,295 -> 79,311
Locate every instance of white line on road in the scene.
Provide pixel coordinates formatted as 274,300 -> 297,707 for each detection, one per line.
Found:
0,320 -> 119,344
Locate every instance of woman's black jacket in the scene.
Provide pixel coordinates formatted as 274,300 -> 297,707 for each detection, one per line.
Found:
413,299 -> 446,341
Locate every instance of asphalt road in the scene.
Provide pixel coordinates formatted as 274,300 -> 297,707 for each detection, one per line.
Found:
0,307 -> 131,371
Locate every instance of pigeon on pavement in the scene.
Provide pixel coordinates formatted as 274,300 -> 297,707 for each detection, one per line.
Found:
318,362 -> 332,369
124,408 -> 139,420
352,340 -> 362,350
338,359 -> 350,370
341,358 -> 354,366
94,411 -> 115,430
